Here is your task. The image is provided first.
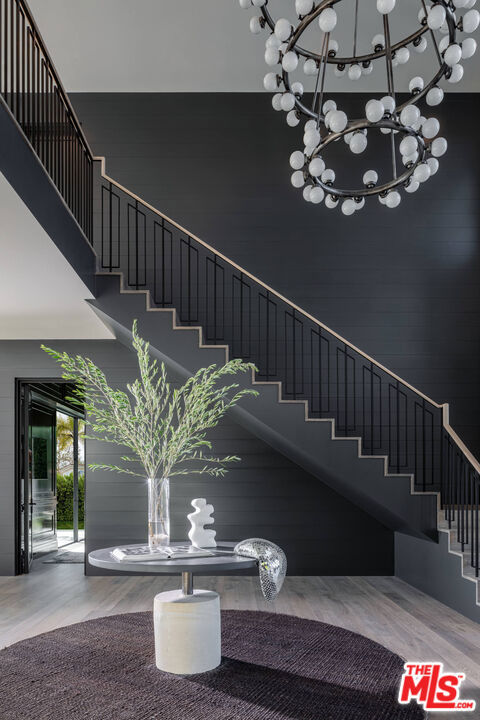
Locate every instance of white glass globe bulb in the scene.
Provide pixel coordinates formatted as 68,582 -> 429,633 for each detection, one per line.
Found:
287,111 -> 300,127
409,76 -> 424,93
386,191 -> 401,208
342,198 -> 356,215
348,64 -> 362,80
304,119 -> 316,131
355,198 -> 366,210
372,33 -> 385,49
366,99 -> 385,122
413,163 -> 431,183
319,8 -> 337,32
295,0 -> 314,16
329,110 -> 348,133
455,0 -> 469,7
402,152 -> 418,166
431,136 -> 448,157
378,195 -> 387,205
362,63 -> 374,75
291,170 -> 305,188
427,157 -> 439,175
350,132 -> 368,154
252,0 -> 266,6
309,157 -> 326,177
400,104 -> 420,127
422,117 -> 440,139
250,17 -> 262,34
462,37 -> 477,58
399,135 -> 417,157
304,127 -> 321,147
405,180 -> 420,193
465,0 -> 477,8
426,86 -> 444,106
239,0 -> 251,9
290,150 -> 305,170
381,96 -> 396,115
344,132 -> 353,145
325,195 -> 339,209
304,58 -> 318,75
444,44 -> 462,66
448,64 -> 464,83
310,186 -> 325,204
265,47 -> 280,66
396,47 -> 410,64
323,99 -> 337,114
377,0 -> 396,14
463,9 -> 480,32
303,185 -> 312,202
329,39 -> 339,54
280,92 -> 295,112
263,72 -> 278,92
292,83 -> 303,97
414,37 -> 428,53
428,4 -> 446,30
324,109 -> 334,128
272,93 -> 283,111
265,33 -> 281,49
363,170 -> 378,185
321,169 -> 336,183
438,36 -> 450,54
282,51 -> 298,72
274,18 -> 292,41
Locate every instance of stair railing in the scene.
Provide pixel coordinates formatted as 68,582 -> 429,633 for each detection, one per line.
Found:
94,157 -> 479,578
0,0 -> 93,241
1,0 -> 477,578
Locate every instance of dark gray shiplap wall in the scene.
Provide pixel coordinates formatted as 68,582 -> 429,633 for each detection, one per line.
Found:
72,92 -> 480,459
0,340 -> 393,576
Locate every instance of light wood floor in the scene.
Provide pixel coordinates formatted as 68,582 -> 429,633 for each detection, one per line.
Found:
1,559 -> 479,719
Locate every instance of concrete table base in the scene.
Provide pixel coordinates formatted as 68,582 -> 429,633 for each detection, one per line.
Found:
154,587 -> 221,674
88,543 -> 257,676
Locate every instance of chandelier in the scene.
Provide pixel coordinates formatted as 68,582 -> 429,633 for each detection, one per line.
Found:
238,0 -> 479,214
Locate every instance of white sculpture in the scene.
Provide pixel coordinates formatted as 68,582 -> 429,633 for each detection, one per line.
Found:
188,498 -> 217,548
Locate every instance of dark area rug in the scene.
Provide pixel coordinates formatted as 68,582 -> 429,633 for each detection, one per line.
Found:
43,551 -> 84,564
0,610 -> 424,720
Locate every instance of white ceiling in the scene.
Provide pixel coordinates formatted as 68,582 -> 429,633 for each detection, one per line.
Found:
28,0 -> 480,93
0,172 -> 113,340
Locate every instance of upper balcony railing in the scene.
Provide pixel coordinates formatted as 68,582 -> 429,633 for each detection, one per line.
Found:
0,0 -> 93,241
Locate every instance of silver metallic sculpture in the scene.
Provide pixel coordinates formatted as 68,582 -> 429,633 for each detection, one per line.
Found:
234,538 -> 287,601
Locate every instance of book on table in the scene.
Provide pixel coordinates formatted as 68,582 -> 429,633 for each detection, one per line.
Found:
111,544 -> 215,562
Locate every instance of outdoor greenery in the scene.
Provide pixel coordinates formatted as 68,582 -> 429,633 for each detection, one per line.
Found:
56,413 -> 85,473
42,320 -> 258,480
56,472 -> 84,529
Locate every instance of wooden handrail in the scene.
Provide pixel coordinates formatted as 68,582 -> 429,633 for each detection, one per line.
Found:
94,156 -> 480,475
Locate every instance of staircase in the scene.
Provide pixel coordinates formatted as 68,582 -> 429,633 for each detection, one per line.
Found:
89,161 -> 479,619
1,0 -> 479,620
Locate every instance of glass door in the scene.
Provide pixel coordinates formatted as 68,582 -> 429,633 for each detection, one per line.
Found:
20,385 -> 58,570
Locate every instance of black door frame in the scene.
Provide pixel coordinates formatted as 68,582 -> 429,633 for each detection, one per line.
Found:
15,378 -> 84,575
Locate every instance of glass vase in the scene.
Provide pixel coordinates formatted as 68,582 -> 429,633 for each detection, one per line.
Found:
147,477 -> 170,548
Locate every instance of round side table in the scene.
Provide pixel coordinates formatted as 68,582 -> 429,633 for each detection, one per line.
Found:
88,542 -> 257,675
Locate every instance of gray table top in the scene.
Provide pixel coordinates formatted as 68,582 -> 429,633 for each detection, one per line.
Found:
88,542 -> 258,574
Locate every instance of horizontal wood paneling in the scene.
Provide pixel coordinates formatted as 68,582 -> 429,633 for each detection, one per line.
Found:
71,92 -> 480,458
0,340 -> 393,576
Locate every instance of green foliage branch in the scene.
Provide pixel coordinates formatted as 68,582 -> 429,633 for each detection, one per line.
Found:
41,321 -> 258,480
